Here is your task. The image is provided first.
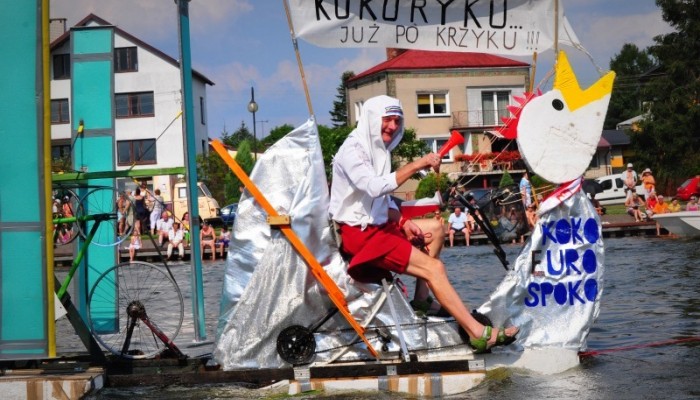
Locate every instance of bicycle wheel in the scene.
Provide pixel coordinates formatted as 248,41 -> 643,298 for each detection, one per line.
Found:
87,261 -> 184,359
77,187 -> 133,247
51,188 -> 81,247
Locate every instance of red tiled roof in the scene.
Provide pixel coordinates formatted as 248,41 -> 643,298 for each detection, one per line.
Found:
349,49 -> 529,82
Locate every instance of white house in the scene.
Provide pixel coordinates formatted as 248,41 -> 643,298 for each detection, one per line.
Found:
50,14 -> 214,201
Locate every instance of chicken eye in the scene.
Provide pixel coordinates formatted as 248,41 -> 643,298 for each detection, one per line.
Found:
552,99 -> 564,111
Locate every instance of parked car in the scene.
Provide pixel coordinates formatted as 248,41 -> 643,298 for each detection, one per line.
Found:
676,176 -> 700,201
221,203 -> 238,226
594,174 -> 645,205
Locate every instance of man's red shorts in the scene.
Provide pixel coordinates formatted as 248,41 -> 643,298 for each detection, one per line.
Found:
338,222 -> 413,283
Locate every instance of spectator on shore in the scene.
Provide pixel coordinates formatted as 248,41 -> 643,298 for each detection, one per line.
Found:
217,225 -> 231,258
645,193 -> 658,219
200,221 -> 216,260
448,207 -> 470,247
149,188 -> 164,236
621,163 -> 638,201
686,196 -> 699,211
668,198 -> 681,213
155,211 -> 174,247
128,220 -> 142,262
519,171 -> 533,207
625,193 -> 646,222
652,195 -> 670,235
525,203 -> 538,228
641,168 -> 656,195
167,222 -> 185,261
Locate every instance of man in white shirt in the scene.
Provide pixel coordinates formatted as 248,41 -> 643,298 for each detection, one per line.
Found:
448,207 -> 471,247
329,95 -> 517,351
166,222 -> 185,260
620,163 -> 638,201
156,211 -> 174,247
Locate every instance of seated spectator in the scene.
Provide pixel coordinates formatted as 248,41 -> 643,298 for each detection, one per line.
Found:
645,193 -> 658,219
589,193 -> 606,216
447,207 -> 470,247
686,196 -> 699,211
200,220 -> 216,260
155,211 -> 174,247
525,203 -> 538,228
128,220 -> 142,262
181,212 -> 191,247
652,195 -> 670,235
166,222 -> 185,261
625,193 -> 646,222
668,198 -> 681,213
217,225 -> 231,258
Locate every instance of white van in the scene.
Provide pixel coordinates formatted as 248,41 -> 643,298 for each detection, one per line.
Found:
173,181 -> 222,224
594,174 -> 645,205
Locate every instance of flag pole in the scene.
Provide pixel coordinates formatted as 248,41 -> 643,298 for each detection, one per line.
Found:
554,0 -> 560,57
283,0 -> 314,116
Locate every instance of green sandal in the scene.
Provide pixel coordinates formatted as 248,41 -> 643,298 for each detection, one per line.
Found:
468,326 -> 518,353
468,325 -> 492,353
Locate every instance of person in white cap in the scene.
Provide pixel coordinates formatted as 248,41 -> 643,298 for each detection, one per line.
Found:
329,95 -> 518,352
620,163 -> 638,200
641,168 -> 656,195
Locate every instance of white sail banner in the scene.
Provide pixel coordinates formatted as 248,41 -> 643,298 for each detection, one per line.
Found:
288,0 -> 580,56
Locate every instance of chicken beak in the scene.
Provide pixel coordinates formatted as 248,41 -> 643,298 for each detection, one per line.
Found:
554,51 -> 616,112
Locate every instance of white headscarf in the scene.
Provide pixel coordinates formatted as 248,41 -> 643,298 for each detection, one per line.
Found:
352,95 -> 405,178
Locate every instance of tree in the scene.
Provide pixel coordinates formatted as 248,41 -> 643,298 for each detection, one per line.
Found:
633,0 -> 700,190
230,140 -> 255,202
197,151 -> 233,206
259,124 -> 294,149
392,128 -> 430,171
499,170 -> 514,187
223,121 -> 254,148
604,43 -> 656,129
329,71 -> 355,127
319,124 -> 352,180
415,173 -> 450,199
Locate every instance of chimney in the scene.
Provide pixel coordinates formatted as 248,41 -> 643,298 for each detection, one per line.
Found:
386,48 -> 407,60
49,18 -> 67,43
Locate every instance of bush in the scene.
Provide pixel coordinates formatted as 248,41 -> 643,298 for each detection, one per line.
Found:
415,173 -> 450,199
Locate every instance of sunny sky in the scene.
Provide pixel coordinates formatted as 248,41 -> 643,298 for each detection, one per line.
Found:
50,0 -> 672,139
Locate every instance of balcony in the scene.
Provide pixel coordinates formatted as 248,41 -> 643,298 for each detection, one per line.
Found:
451,108 -> 510,130
455,150 -> 522,173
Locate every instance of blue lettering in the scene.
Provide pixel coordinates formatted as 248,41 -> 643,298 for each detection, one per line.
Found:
540,282 -> 554,306
554,282 -> 567,305
584,218 -> 600,244
567,280 -> 585,304
546,250 -> 564,276
555,219 -> 571,244
565,249 -> 581,275
570,218 -> 582,244
584,278 -> 598,302
525,282 -> 539,307
542,221 -> 557,245
582,249 -> 597,274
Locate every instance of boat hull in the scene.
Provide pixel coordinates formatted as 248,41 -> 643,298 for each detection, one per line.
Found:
653,211 -> 700,237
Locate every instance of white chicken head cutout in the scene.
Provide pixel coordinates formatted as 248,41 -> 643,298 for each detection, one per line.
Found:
516,51 -> 616,184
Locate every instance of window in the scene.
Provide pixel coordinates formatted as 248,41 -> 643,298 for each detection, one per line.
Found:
481,91 -> 510,125
51,141 -> 72,171
422,137 -> 455,162
50,99 -> 70,124
417,93 -> 449,116
117,139 -> 157,165
199,96 -> 206,125
114,47 -> 138,72
115,92 -> 154,118
53,54 -> 70,79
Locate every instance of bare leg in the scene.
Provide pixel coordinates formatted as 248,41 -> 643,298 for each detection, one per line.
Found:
411,218 -> 445,305
404,248 -> 518,345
